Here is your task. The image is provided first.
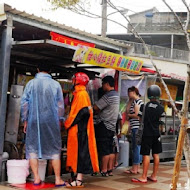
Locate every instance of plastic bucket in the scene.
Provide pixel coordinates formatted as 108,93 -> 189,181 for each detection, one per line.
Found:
118,140 -> 129,167
7,159 -> 29,184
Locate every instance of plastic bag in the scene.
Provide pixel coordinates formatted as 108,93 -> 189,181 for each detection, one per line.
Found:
121,121 -> 129,135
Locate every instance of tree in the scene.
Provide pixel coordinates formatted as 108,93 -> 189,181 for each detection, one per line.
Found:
161,2 -> 190,189
47,0 -> 129,34
47,0 -> 79,7
47,0 -> 89,9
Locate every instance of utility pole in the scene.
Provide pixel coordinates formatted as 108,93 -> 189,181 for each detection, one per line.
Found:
101,0 -> 107,37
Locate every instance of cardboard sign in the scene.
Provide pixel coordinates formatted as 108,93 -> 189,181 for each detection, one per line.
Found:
156,82 -> 178,101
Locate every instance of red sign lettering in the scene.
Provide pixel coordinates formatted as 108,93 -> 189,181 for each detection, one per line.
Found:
87,51 -> 94,61
110,56 -> 116,66
117,57 -> 123,67
50,32 -> 95,48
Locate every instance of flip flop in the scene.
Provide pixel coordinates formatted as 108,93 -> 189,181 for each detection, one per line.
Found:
33,181 -> 42,186
107,170 -> 113,176
114,162 -> 123,169
100,171 -> 109,177
147,176 -> 157,182
55,182 -> 66,187
91,172 -> 98,176
131,178 -> 147,183
124,170 -> 138,174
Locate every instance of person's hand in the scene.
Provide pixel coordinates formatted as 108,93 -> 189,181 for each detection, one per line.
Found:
117,133 -> 121,138
23,121 -> 27,133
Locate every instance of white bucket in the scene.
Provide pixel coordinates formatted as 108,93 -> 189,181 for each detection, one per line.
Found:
30,159 -> 47,181
7,159 -> 29,184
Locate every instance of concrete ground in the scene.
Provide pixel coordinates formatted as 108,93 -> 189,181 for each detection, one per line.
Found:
0,162 -> 188,190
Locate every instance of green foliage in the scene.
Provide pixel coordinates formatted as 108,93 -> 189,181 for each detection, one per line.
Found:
47,0 -> 80,9
120,99 -> 128,113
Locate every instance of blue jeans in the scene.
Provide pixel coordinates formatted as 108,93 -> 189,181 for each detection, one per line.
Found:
132,128 -> 142,165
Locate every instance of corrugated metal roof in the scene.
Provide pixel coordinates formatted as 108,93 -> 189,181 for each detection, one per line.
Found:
3,4 -> 131,51
141,68 -> 186,81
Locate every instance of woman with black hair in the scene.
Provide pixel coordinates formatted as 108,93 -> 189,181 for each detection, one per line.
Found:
125,86 -> 144,174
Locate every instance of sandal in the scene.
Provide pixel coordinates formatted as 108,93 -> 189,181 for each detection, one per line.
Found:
107,170 -> 113,176
91,172 -> 98,176
66,179 -> 84,188
147,176 -> 157,182
55,182 -> 66,187
33,180 -> 42,186
114,162 -> 123,169
100,171 -> 108,177
131,178 -> 147,183
67,176 -> 77,183
124,169 -> 138,174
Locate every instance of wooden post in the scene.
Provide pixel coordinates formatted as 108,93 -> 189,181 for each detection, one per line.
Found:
171,65 -> 190,190
171,117 -> 188,190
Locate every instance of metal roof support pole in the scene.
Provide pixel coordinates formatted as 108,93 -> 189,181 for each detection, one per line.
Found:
118,50 -> 123,97
118,50 -> 123,141
0,15 -> 13,181
171,34 -> 174,59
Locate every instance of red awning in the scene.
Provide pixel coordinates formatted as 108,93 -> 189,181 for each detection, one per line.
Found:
141,68 -> 186,81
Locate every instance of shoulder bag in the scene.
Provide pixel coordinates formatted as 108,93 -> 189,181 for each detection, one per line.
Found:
135,103 -> 146,145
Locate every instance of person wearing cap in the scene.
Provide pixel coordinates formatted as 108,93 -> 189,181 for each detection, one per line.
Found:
64,72 -> 99,187
132,85 -> 165,183
93,76 -> 119,177
20,63 -> 65,186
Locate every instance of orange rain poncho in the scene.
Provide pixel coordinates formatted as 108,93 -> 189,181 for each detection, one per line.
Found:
64,85 -> 99,173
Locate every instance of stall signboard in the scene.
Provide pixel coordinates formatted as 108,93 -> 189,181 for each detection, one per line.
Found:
50,32 -> 95,48
72,45 -> 143,74
156,82 -> 178,101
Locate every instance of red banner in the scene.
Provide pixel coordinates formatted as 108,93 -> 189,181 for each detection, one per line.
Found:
50,32 -> 95,48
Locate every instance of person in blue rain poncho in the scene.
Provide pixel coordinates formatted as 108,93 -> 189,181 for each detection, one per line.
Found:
20,64 -> 66,187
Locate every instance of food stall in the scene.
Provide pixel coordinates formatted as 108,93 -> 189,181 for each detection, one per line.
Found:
0,3 -> 182,181
0,3 -> 140,181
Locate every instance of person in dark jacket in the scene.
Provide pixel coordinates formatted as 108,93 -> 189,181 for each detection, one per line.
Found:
132,85 -> 165,183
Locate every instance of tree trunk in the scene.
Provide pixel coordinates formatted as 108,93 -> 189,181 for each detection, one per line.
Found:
171,117 -> 188,190
171,65 -> 190,190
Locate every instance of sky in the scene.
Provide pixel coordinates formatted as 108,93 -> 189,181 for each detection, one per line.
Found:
0,0 -> 190,34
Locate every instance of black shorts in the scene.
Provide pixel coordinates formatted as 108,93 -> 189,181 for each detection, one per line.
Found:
140,136 -> 162,156
95,122 -> 115,156
96,138 -> 114,156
